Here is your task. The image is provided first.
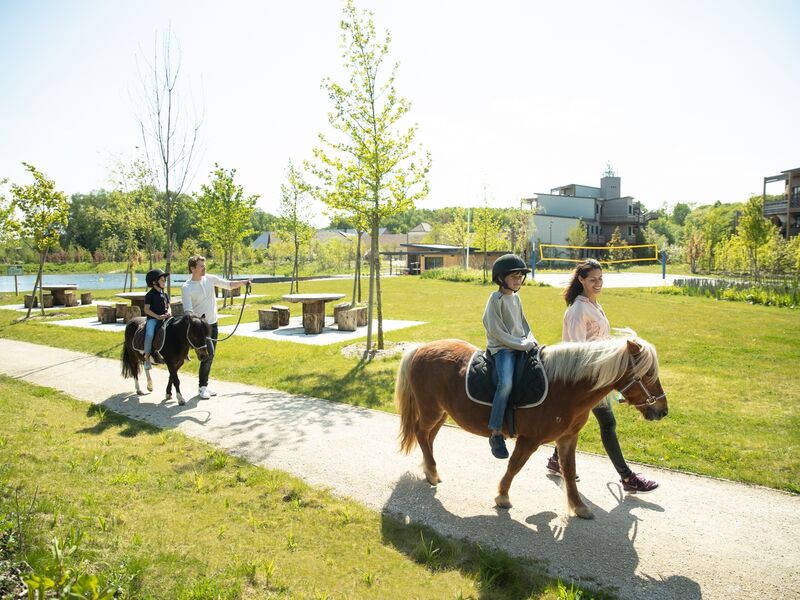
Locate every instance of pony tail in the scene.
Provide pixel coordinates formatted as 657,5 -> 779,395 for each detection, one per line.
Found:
396,346 -> 420,454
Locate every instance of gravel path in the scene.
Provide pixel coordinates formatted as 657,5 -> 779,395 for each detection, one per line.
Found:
1,339 -> 797,600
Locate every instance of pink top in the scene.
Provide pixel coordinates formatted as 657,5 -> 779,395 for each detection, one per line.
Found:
562,295 -> 611,342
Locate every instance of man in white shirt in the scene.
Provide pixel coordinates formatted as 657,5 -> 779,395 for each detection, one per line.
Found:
181,255 -> 251,399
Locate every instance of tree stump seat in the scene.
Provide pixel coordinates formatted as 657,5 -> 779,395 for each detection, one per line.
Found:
258,309 -> 279,330
23,295 -> 38,308
270,304 -> 290,326
333,302 -> 351,324
338,306 -> 367,332
42,293 -> 54,308
97,304 -> 117,323
80,292 -> 93,305
170,300 -> 184,317
122,305 -> 141,323
115,303 -> 129,319
64,291 -> 79,307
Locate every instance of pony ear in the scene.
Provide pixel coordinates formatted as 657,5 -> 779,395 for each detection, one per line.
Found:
201,313 -> 206,320
626,339 -> 643,355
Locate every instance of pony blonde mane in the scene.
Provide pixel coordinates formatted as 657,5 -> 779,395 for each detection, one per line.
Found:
541,337 -> 659,391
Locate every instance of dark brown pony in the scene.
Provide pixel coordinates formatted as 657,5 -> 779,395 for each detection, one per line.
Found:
121,313 -> 211,405
396,336 -> 667,519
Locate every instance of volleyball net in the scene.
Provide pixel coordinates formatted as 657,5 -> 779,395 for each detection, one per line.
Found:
537,243 -> 660,265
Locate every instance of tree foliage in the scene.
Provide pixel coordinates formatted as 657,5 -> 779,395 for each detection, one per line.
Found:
194,165 -> 257,281
10,163 -> 69,317
276,162 -> 315,293
310,0 -> 430,353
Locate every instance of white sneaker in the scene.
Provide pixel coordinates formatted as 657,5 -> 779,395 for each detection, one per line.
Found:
199,386 -> 211,399
206,387 -> 217,397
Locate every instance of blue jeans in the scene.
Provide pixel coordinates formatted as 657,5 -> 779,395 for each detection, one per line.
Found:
488,348 -> 516,432
198,322 -> 218,388
144,317 -> 160,354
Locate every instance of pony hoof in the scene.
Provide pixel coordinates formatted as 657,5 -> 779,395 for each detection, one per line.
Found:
177,396 -> 186,406
147,382 -> 153,392
573,505 -> 594,519
494,494 -> 512,509
135,388 -> 144,396
423,468 -> 441,485
166,393 -> 172,400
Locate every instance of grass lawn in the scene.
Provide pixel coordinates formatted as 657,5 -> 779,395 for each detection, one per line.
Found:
0,376 -> 605,600
1,276 -> 798,492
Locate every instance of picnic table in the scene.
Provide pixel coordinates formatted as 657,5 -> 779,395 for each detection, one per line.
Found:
41,284 -> 78,306
282,293 -> 346,334
115,292 -> 147,312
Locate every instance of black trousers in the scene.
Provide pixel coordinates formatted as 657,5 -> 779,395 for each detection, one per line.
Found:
198,322 -> 218,388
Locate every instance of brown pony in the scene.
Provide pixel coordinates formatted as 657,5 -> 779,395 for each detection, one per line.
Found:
395,336 -> 667,519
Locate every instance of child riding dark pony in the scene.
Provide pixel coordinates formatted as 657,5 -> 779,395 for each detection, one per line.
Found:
143,268 -> 171,370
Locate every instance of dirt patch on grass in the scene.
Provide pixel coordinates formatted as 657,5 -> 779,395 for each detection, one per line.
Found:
340,341 -> 419,360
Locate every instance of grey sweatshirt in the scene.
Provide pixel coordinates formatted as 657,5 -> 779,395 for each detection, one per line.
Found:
482,290 -> 538,354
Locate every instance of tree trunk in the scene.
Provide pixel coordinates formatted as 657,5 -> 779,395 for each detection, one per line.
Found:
375,249 -> 384,349
364,222 -> 377,358
26,248 -> 48,319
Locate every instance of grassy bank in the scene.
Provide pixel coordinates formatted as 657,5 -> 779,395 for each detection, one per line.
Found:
0,276 -> 798,492
0,376 -> 604,600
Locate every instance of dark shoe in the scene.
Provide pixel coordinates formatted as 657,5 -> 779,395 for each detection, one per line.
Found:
546,454 -> 561,475
152,351 -> 164,364
622,473 -> 659,493
545,453 -> 580,481
489,434 -> 509,459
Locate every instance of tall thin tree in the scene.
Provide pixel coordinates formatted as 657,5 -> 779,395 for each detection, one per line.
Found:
135,26 -> 202,295
311,0 -> 430,355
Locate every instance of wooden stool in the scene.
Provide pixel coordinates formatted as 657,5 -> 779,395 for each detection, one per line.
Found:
42,293 -> 54,308
63,291 -> 78,307
170,300 -> 184,317
338,307 -> 365,332
270,304 -> 290,326
122,305 -> 141,323
23,294 -> 38,308
259,309 -> 279,330
80,292 -> 92,305
353,305 -> 367,326
115,303 -> 128,319
97,304 -> 117,323
333,302 -> 351,324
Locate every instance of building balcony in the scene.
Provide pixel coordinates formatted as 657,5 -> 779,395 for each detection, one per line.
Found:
763,196 -> 800,216
598,214 -> 641,225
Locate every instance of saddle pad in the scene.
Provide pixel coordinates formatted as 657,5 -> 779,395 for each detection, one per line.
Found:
131,317 -> 167,354
465,346 -> 548,409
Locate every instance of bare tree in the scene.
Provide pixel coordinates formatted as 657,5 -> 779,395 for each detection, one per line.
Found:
135,26 -> 202,294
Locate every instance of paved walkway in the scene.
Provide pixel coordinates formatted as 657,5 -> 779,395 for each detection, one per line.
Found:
1,339 -> 797,600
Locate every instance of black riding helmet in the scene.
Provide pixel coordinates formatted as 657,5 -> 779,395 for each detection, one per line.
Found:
145,268 -> 169,287
491,254 -> 531,287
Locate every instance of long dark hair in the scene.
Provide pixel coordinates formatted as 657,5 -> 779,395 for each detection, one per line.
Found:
563,259 -> 603,306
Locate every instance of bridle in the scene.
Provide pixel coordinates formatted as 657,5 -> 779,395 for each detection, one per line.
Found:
181,317 -> 208,352
617,375 -> 665,408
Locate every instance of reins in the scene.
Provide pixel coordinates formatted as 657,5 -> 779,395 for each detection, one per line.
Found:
208,284 -> 249,343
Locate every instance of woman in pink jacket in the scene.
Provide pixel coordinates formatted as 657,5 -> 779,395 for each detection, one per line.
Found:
546,258 -> 658,493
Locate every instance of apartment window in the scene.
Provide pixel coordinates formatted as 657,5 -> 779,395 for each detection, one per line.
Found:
425,256 -> 443,269
628,205 -> 632,214
627,226 -> 633,237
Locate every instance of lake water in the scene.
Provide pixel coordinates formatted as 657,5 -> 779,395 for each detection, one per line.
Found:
0,273 -> 275,293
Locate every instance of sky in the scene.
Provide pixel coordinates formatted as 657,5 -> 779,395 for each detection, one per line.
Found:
1,0 -> 798,226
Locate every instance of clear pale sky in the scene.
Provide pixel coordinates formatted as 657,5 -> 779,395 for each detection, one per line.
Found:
1,0 -> 798,224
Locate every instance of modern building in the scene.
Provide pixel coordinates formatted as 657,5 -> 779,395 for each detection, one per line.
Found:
762,167 -> 800,239
521,171 -> 651,259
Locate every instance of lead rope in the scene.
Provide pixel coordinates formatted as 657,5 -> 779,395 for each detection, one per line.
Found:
208,284 -> 250,343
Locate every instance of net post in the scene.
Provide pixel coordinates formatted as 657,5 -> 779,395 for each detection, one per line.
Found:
661,249 -> 667,279
530,241 -> 536,278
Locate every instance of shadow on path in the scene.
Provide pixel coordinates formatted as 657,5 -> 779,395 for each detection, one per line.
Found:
381,473 -> 702,600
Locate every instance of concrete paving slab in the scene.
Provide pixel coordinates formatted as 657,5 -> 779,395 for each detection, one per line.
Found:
217,316 -> 426,346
